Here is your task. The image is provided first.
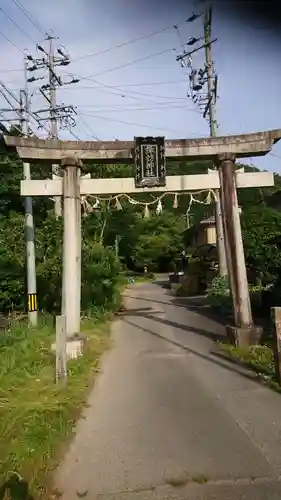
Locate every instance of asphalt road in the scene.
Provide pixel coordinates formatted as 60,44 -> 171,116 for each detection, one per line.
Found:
55,278 -> 281,499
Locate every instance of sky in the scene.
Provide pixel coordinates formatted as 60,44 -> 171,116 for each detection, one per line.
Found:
0,0 -> 280,172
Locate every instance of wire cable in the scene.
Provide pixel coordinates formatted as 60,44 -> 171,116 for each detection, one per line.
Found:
71,76 -> 188,101
58,78 -> 189,90
10,0 -> 47,36
72,18 -> 195,62
68,129 -> 81,140
0,7 -> 38,45
0,29 -> 25,53
79,48 -> 176,81
77,103 -> 201,113
0,67 -> 23,73
78,111 -> 204,135
77,114 -> 100,140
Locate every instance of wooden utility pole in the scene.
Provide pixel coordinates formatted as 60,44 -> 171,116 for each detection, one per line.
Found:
204,8 -> 228,278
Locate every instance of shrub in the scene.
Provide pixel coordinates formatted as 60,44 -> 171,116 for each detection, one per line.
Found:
206,276 -> 232,316
82,241 -> 121,314
0,212 -> 121,316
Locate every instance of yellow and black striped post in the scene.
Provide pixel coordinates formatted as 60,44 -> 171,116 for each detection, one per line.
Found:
28,293 -> 37,313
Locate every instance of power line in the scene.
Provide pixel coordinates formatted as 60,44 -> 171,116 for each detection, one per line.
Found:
0,7 -> 38,45
95,78 -> 189,88
72,15 -> 201,63
77,103 -> 201,113
78,111 -> 206,136
56,78 -> 189,90
72,76 -> 188,101
269,152 -> 281,160
68,129 -> 81,140
10,0 -> 47,36
0,29 -> 25,53
0,68 -> 23,73
77,114 -> 100,140
59,81 -> 179,106
79,48 -> 177,80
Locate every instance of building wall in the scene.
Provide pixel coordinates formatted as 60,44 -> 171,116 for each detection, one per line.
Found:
206,226 -> 216,245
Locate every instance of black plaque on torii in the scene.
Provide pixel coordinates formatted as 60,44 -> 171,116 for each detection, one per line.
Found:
134,136 -> 166,188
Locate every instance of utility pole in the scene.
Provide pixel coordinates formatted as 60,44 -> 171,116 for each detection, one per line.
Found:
20,72 -> 38,326
0,76 -> 38,326
203,8 -> 228,277
25,34 -> 80,217
176,8 -> 227,278
48,34 -> 61,216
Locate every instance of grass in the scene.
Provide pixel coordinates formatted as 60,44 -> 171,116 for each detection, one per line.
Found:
0,313 -> 111,498
218,342 -> 280,391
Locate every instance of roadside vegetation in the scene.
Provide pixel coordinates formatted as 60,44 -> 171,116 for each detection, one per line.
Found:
0,315 -> 111,498
218,343 -> 281,391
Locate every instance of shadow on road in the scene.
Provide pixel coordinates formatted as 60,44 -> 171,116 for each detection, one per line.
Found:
119,306 -> 224,342
125,293 -> 231,328
122,317 -> 266,390
172,297 -> 232,327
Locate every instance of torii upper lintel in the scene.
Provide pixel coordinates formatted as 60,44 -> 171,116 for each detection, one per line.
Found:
3,128 -> 281,163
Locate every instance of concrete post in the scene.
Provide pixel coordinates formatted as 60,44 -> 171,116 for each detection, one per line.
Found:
214,193 -> 228,278
218,153 -> 262,347
55,314 -> 67,385
61,156 -> 83,338
23,166 -> 38,326
271,307 -> 281,385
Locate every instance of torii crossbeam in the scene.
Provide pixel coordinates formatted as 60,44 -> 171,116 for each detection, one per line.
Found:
4,128 -> 281,162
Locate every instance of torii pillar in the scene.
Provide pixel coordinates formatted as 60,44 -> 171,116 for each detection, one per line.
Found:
218,153 -> 261,346
61,157 -> 83,338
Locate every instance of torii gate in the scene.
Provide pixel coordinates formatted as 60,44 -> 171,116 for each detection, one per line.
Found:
4,129 -> 281,348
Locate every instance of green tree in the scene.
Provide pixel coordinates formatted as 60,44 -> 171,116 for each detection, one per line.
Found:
131,212 -> 185,271
241,205 -> 281,284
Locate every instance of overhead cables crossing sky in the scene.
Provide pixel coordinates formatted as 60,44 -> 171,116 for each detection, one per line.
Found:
72,12 -> 203,62
0,7 -> 38,44
10,0 -> 48,36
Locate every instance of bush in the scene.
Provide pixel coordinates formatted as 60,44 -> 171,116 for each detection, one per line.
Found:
0,212 -> 122,316
206,276 -> 233,316
82,241 -> 121,313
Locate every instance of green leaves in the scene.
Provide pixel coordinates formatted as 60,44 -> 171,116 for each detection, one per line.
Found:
241,205 -> 281,284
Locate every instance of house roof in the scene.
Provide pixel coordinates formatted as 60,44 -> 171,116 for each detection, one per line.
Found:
199,216 -> 215,226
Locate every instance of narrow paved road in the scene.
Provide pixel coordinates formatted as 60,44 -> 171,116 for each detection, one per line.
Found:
55,279 -> 281,499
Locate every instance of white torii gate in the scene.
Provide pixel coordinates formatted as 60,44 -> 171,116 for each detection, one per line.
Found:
21,161 -> 273,341
4,129 -> 280,348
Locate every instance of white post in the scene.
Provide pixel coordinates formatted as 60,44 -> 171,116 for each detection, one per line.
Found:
23,175 -> 38,326
61,157 -> 83,338
55,314 -> 67,384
